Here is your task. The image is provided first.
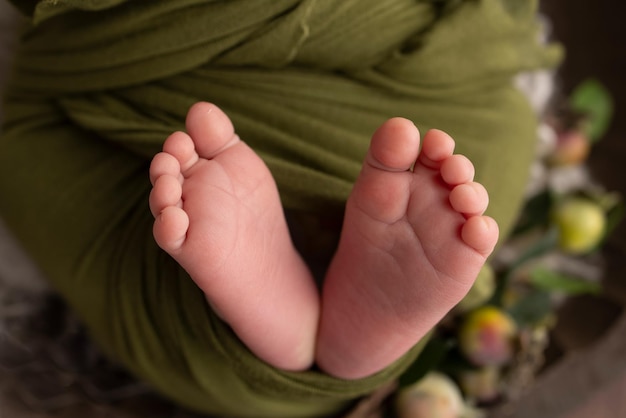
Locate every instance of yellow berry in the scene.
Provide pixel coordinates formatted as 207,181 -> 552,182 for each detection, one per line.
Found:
552,197 -> 606,254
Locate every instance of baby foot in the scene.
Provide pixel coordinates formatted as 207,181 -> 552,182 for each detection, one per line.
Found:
316,118 -> 499,379
149,102 -> 319,371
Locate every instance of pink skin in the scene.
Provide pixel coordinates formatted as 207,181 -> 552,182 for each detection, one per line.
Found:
149,102 -> 499,378
149,103 -> 319,370
316,119 -> 498,378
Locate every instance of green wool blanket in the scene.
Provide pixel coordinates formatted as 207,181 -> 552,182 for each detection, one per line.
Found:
0,0 -> 561,416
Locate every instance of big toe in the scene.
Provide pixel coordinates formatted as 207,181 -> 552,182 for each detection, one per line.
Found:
185,102 -> 239,159
366,117 -> 420,171
349,118 -> 420,223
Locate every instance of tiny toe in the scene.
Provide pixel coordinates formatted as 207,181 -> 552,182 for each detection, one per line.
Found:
150,152 -> 182,186
418,129 -> 455,169
153,206 -> 189,252
441,154 -> 475,186
449,182 -> 489,216
461,216 -> 499,256
149,175 -> 183,217
367,117 -> 420,171
163,131 -> 199,173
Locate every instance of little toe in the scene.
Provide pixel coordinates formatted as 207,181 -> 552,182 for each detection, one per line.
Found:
441,155 -> 475,186
461,216 -> 499,256
163,131 -> 199,173
185,102 -> 240,160
150,152 -> 182,186
417,129 -> 455,169
449,182 -> 489,216
153,206 -> 189,253
366,117 -> 420,172
149,175 -> 183,218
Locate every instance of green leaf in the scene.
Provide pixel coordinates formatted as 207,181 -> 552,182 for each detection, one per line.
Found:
507,289 -> 553,326
509,228 -> 560,273
512,191 -> 553,236
529,267 -> 602,295
398,337 -> 454,388
604,196 -> 625,239
491,228 -> 559,306
570,79 -> 614,141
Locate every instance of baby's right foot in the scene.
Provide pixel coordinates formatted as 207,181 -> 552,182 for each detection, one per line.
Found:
149,102 -> 319,371
316,118 -> 499,379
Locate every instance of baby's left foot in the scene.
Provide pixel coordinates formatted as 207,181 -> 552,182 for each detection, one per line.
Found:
316,118 -> 499,379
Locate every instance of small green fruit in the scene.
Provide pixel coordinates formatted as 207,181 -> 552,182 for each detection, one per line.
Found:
552,197 -> 606,254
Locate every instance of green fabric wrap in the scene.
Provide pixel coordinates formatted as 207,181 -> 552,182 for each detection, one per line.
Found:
0,0 -> 561,416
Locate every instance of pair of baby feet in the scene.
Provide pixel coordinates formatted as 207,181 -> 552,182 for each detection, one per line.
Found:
149,102 -> 498,379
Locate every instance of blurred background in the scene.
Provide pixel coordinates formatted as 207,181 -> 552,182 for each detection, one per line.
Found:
497,1 -> 626,416
0,0 -> 625,417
